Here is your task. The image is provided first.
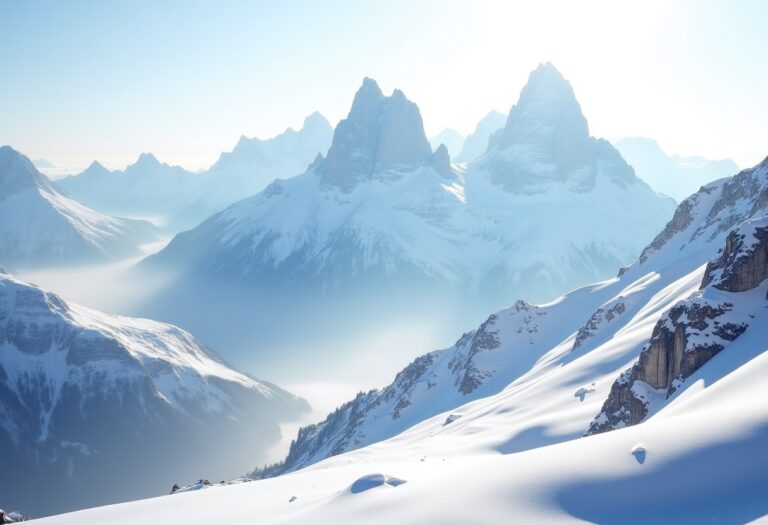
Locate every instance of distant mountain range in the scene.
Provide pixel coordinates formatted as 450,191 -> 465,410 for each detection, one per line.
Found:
614,137 -> 739,201
0,269 -> 308,517
56,113 -> 334,232
146,65 -> 675,305
0,147 -> 156,270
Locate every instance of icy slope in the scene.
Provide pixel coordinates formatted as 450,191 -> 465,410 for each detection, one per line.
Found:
0,146 -> 155,269
256,154 -> 768,477
0,271 -> 308,517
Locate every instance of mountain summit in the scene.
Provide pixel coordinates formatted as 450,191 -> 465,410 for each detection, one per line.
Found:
0,145 -> 53,198
0,146 -> 155,269
497,63 -> 591,170
471,63 -> 642,194
321,78 -> 433,191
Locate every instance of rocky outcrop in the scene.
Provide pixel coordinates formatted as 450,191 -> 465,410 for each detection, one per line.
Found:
0,508 -> 25,523
588,218 -> 768,435
572,298 -> 627,350
430,143 -> 453,179
701,221 -> 768,291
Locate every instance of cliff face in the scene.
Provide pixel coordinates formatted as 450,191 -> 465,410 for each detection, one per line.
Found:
588,218 -> 768,434
320,79 -> 433,192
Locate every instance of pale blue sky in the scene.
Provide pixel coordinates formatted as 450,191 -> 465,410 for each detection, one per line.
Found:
1,0 -> 766,171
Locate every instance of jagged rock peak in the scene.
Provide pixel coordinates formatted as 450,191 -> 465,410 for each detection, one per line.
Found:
430,143 -> 452,178
496,63 -> 591,170
320,78 -> 432,191
0,145 -> 52,198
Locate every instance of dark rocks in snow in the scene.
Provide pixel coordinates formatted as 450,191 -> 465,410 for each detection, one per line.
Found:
0,509 -> 25,523
588,218 -> 768,435
572,299 -> 627,350
702,223 -> 768,292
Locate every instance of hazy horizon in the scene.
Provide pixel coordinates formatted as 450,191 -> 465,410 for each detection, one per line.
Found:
2,0 -> 766,173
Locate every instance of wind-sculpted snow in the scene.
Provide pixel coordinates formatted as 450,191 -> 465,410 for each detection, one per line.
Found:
0,146 -> 156,269
0,272 -> 308,517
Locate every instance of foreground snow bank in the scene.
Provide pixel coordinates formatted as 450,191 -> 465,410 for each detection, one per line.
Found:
35,344 -> 768,524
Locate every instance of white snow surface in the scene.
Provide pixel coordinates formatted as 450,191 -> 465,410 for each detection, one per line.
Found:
36,155 -> 768,525
0,146 -> 155,268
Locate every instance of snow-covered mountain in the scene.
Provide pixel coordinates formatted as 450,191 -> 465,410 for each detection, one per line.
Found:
454,109 -> 506,163
195,111 -> 334,222
38,156 -> 768,525
614,137 -> 739,201
253,154 -> 768,486
146,66 -> 675,309
57,113 -> 333,232
56,153 -> 201,226
428,128 -> 465,158
0,270 -> 309,518
0,146 -> 156,270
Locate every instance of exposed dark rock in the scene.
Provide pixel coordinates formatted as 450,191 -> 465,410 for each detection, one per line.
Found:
588,218 -> 767,435
320,78 -> 433,191
573,299 -> 626,350
702,223 -> 768,291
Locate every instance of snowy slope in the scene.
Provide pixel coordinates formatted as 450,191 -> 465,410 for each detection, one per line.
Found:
615,137 -> 739,201
0,146 -> 156,269
35,226 -> 768,522
57,113 -> 333,232
146,66 -> 675,309
0,270 -> 309,517
253,154 -> 768,479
